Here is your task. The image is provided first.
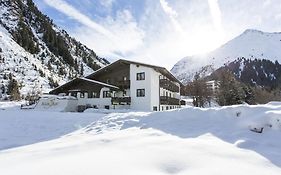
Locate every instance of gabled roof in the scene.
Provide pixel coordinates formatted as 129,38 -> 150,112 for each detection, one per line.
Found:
49,77 -> 119,94
79,78 -> 119,89
86,59 -> 183,86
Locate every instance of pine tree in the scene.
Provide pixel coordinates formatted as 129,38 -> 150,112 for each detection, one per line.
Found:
242,85 -> 256,105
0,84 -> 5,94
48,77 -> 59,88
216,70 -> 244,106
7,78 -> 21,101
14,15 -> 39,54
80,63 -> 84,75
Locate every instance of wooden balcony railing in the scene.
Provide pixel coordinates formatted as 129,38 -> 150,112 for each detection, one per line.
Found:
160,96 -> 180,105
111,97 -> 131,105
160,79 -> 179,92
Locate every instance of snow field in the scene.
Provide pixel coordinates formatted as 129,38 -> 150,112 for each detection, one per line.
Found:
0,102 -> 281,174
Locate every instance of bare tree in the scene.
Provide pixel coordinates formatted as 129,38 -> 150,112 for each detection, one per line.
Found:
186,74 -> 212,107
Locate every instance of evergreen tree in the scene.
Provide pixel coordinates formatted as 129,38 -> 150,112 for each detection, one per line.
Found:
7,78 -> 21,101
48,77 -> 59,88
242,84 -> 256,105
0,84 -> 5,94
216,70 -> 244,106
80,63 -> 84,75
14,15 -> 39,54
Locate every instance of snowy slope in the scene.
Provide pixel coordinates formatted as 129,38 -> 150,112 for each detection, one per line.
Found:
0,0 -> 109,98
172,29 -> 281,84
0,24 -> 54,94
1,103 -> 281,174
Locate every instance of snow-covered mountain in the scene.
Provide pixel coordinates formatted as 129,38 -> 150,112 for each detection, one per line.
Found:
0,0 -> 109,98
171,29 -> 281,84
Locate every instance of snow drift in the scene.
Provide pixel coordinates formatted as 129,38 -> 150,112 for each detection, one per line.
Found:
0,103 -> 281,174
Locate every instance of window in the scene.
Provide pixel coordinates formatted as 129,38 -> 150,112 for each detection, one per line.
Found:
136,72 -> 145,80
88,92 -> 98,98
136,89 -> 145,97
162,106 -> 164,111
71,92 -> 77,98
104,105 -> 110,109
103,91 -> 111,98
166,106 -> 169,110
153,106 -> 158,111
93,92 -> 98,98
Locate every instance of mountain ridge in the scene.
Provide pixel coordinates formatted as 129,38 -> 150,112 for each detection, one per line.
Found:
171,29 -> 281,84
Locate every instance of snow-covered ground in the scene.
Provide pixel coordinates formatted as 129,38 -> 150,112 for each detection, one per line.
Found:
0,101 -> 105,150
0,102 -> 281,174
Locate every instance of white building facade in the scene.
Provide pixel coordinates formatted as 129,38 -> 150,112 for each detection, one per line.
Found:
47,59 -> 182,112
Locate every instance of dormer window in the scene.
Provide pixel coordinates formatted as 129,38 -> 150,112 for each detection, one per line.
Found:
136,72 -> 145,80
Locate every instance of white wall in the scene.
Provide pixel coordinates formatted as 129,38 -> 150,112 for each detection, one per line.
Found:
36,96 -> 78,112
150,69 -> 160,111
84,98 -> 111,109
76,87 -> 112,109
130,64 -> 160,111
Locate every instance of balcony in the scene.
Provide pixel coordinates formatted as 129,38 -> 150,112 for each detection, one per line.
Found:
115,80 -> 130,89
160,96 -> 180,105
111,97 -> 131,105
160,79 -> 179,92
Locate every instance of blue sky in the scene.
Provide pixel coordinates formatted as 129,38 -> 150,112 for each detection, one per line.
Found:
34,0 -> 281,69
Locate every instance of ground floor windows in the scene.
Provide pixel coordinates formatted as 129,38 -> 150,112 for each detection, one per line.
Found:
153,106 -> 158,111
88,92 -> 98,98
161,105 -> 181,111
103,91 -> 111,98
136,89 -> 145,97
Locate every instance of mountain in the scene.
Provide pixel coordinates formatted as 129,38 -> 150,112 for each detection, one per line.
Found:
209,58 -> 281,89
171,29 -> 281,84
0,0 -> 109,99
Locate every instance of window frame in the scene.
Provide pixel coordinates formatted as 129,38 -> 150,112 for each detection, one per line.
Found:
136,89 -> 145,97
136,72 -> 145,80
153,106 -> 158,111
103,91 -> 111,98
